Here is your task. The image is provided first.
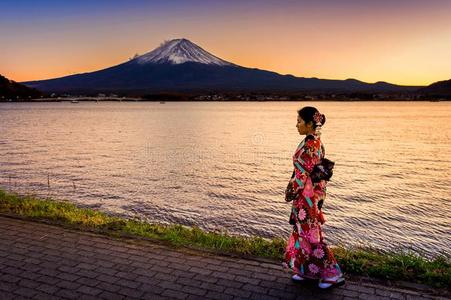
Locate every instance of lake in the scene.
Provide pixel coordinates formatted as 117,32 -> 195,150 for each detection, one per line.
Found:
0,101 -> 449,258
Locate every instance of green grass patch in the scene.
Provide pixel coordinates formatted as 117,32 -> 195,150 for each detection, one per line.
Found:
0,188 -> 449,289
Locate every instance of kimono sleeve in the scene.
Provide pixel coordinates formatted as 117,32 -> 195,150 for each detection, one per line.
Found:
292,136 -> 321,192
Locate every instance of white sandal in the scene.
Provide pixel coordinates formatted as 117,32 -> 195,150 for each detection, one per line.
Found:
318,275 -> 345,289
291,274 -> 305,281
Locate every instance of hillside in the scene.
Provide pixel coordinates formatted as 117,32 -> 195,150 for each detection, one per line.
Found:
0,74 -> 42,100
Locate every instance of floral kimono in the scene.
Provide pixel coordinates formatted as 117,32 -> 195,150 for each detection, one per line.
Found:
283,133 -> 342,279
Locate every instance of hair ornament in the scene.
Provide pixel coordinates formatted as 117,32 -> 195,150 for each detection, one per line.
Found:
313,111 -> 323,125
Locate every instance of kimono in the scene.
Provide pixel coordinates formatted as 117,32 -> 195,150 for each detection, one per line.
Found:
283,133 -> 343,279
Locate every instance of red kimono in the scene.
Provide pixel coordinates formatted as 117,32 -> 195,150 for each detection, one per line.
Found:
283,133 -> 342,279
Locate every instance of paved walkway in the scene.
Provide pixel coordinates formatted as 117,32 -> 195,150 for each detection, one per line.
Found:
0,215 -> 448,300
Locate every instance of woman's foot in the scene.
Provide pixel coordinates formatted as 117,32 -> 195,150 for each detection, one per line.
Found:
318,275 -> 345,289
291,274 -> 305,282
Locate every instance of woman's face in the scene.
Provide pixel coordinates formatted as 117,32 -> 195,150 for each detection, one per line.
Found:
296,116 -> 313,135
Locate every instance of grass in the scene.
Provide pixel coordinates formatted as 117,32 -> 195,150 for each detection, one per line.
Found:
0,188 -> 449,289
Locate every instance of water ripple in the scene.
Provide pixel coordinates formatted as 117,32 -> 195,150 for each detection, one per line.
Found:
0,101 -> 450,257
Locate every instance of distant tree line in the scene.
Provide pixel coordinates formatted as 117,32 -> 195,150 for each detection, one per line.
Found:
142,93 -> 189,101
0,74 -> 42,100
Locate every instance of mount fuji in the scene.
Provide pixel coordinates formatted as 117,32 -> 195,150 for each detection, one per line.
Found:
22,38 -> 413,94
136,39 -> 234,66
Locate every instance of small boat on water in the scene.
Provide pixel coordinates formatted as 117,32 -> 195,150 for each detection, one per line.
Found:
71,100 -> 79,103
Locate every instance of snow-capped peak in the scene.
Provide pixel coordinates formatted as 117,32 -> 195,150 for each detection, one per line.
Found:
136,38 -> 233,66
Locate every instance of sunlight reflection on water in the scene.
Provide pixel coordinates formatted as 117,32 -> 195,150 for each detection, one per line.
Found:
0,101 -> 450,257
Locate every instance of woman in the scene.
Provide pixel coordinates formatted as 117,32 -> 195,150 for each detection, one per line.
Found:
283,106 -> 345,289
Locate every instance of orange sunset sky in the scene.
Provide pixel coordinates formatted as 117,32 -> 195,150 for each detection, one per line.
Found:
1,0 -> 450,86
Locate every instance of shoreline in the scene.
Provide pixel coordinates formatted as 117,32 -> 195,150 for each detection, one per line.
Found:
1,214 -> 447,299
0,188 -> 449,290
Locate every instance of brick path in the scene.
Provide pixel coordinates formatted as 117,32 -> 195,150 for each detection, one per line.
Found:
0,215 -> 448,300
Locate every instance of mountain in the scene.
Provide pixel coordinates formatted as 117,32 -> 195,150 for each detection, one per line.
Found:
136,39 -> 234,66
0,74 -> 42,99
22,38 -> 418,94
418,79 -> 451,96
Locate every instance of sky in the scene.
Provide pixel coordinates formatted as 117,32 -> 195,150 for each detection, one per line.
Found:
1,0 -> 450,86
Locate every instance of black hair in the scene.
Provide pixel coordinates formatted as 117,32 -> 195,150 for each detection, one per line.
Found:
297,106 -> 326,129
